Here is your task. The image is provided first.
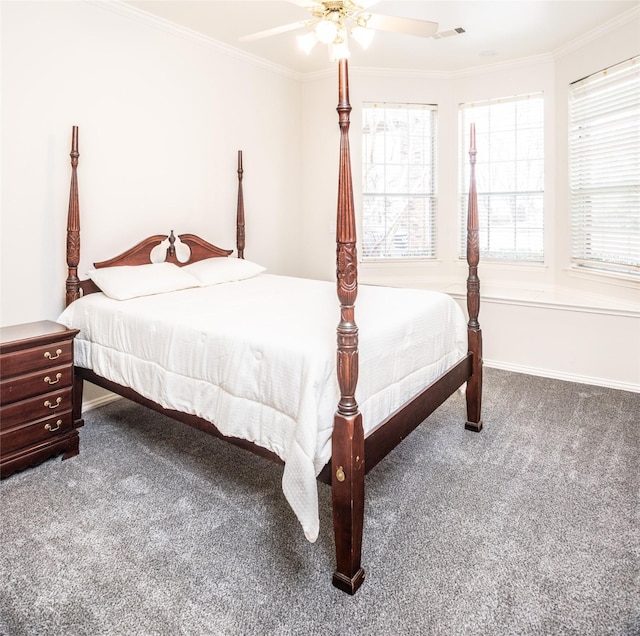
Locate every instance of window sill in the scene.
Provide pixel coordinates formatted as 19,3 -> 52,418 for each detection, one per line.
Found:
361,271 -> 638,318
445,282 -> 638,317
359,261 -> 638,317
566,265 -> 640,291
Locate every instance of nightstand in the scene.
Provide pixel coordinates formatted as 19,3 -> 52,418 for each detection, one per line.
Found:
1,320 -> 81,478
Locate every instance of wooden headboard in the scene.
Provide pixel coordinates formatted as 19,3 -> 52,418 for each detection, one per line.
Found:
64,130 -> 246,306
92,232 -> 233,269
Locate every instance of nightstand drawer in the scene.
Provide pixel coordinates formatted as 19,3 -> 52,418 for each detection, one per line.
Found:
0,364 -> 73,406
0,340 -> 74,378
0,386 -> 73,429
1,411 -> 74,455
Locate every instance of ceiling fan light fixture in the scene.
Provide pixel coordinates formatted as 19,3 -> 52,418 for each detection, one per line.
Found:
351,25 -> 374,49
316,18 -> 339,44
330,32 -> 351,61
297,31 -> 319,54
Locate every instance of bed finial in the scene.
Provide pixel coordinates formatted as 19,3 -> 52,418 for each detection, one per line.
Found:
465,122 -> 483,432
66,125 -> 81,306
167,230 -> 176,258
236,150 -> 245,259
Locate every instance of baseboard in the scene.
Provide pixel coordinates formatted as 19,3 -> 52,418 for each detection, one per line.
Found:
484,359 -> 640,394
81,393 -> 122,413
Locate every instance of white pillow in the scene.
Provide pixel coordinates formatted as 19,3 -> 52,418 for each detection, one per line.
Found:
183,257 -> 266,286
87,262 -> 200,300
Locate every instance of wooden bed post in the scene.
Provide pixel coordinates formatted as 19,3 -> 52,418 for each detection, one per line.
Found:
331,59 -> 366,595
465,124 -> 483,432
66,126 -> 81,307
236,150 -> 245,259
65,126 -> 85,429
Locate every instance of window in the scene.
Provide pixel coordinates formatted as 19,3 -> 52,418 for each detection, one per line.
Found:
569,57 -> 640,277
459,94 -> 545,261
361,102 -> 437,259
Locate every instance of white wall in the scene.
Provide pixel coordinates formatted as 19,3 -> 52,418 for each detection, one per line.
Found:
1,0 -> 303,328
299,10 -> 640,391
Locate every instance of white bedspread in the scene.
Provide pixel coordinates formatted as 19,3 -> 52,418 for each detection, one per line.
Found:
57,274 -> 467,541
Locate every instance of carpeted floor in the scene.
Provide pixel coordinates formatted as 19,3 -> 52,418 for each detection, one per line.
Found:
1,368 -> 638,635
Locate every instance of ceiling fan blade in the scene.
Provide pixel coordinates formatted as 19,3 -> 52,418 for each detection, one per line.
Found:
432,27 -> 466,40
366,13 -> 438,38
239,20 -> 310,43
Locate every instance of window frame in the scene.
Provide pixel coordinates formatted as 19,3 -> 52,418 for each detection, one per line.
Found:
458,93 -> 545,264
569,56 -> 640,279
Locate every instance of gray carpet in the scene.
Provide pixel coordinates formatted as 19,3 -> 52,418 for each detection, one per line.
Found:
1,368 -> 638,635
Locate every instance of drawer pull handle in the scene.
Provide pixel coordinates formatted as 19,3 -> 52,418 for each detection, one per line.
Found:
44,373 -> 63,385
44,349 -> 63,360
45,419 -> 62,432
44,397 -> 63,409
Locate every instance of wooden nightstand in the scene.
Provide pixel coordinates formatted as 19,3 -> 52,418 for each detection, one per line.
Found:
1,320 -> 82,478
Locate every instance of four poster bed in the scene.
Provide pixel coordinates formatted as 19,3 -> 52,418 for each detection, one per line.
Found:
58,60 -> 483,595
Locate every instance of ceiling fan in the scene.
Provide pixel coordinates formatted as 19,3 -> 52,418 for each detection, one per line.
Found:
239,1 -> 465,59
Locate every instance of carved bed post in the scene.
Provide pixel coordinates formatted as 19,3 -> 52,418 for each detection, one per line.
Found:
65,126 -> 85,429
331,58 -> 366,595
236,150 -> 245,259
465,123 -> 483,432
66,126 -> 81,307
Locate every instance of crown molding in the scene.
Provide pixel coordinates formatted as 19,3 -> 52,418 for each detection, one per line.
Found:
299,48 -> 556,83
87,0 -> 638,84
446,52 -> 555,79
552,4 -> 640,60
302,5 -> 639,82
301,53 -> 555,83
88,0 -> 305,82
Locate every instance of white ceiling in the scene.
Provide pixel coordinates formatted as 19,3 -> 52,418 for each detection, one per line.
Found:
123,0 -> 639,75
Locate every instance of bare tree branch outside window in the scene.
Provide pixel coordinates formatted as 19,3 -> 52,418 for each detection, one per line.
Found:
362,103 -> 437,259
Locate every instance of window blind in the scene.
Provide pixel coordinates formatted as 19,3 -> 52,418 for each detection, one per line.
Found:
569,56 -> 640,277
362,102 -> 437,259
459,94 -> 545,262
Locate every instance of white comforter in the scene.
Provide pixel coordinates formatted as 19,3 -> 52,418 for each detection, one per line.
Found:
58,274 -> 467,541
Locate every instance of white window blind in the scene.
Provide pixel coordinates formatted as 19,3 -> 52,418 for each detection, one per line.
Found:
569,56 -> 640,277
362,102 -> 437,259
459,94 -> 545,261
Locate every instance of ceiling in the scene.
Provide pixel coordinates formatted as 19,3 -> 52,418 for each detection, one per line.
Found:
123,1 -> 639,75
